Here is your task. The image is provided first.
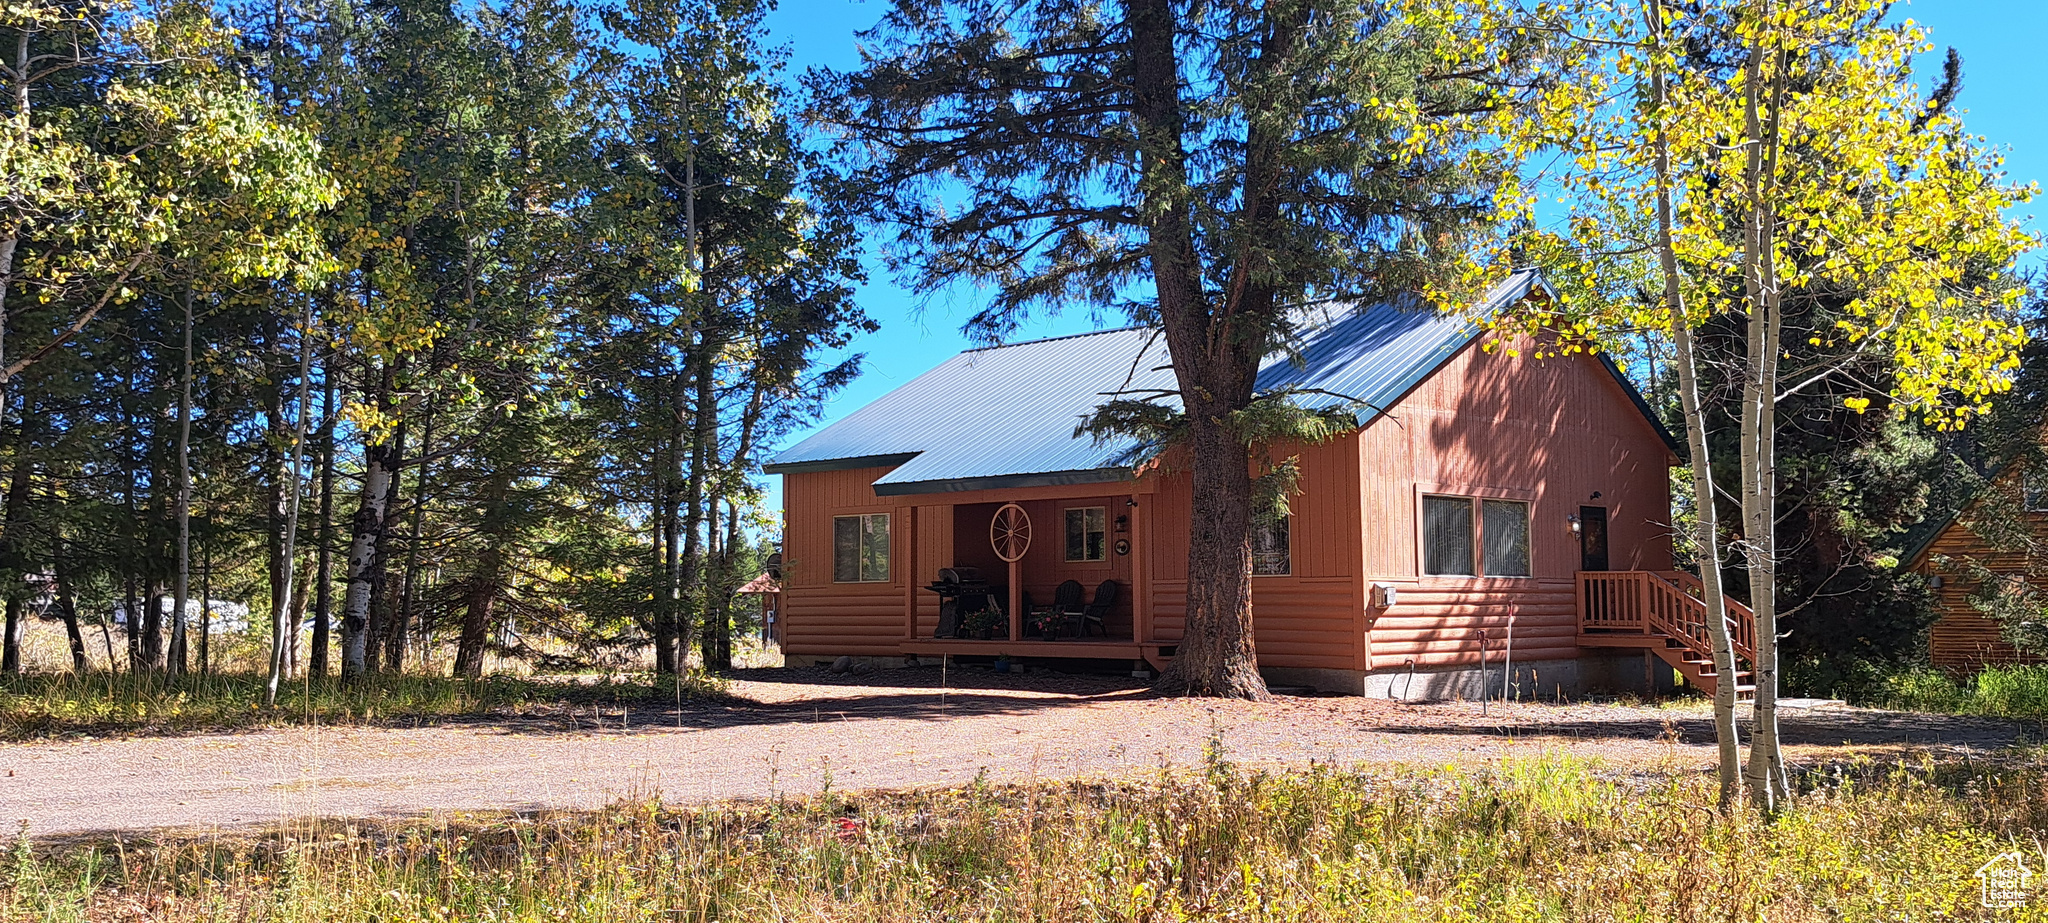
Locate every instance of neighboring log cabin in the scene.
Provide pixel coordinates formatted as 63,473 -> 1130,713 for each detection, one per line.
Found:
765,271 -> 1719,698
1907,465 -> 2048,670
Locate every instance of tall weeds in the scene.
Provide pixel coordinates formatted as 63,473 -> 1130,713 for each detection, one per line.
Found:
8,755 -> 2044,921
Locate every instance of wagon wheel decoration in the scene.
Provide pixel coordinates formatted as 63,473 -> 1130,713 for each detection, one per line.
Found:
990,503 -> 1032,563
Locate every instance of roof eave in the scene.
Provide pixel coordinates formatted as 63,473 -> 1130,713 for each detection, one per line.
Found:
871,466 -> 1134,497
761,452 -> 921,475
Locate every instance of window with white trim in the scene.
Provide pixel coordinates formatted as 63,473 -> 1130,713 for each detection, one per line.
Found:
1065,506 -> 1107,562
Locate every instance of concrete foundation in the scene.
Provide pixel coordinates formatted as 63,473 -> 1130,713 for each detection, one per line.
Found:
1264,652 -> 1677,701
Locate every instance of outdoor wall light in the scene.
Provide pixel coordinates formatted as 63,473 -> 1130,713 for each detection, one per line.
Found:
1567,513 -> 1582,538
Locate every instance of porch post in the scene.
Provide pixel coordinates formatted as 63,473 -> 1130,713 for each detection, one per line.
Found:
1008,561 -> 1022,642
1131,494 -> 1149,644
902,506 -> 917,640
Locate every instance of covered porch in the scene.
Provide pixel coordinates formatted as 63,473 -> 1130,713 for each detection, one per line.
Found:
891,488 -> 1162,663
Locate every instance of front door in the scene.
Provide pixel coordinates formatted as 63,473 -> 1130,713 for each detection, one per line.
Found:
1579,506 -> 1609,572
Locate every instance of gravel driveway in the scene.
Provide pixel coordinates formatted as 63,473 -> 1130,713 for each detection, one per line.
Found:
1,666 -> 2033,839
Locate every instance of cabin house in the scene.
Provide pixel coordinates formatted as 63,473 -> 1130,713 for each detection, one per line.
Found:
765,271 -> 1743,698
1907,464 -> 2048,670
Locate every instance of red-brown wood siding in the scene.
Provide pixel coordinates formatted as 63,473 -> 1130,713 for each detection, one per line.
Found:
1355,336 -> 1675,669
1141,435 -> 1365,670
1913,471 -> 2048,670
780,465 -> 911,659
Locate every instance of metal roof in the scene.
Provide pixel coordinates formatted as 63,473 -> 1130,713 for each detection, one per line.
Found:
764,270 -> 1657,495
764,324 -> 1181,494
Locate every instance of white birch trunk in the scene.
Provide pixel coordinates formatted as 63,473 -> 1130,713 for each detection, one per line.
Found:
1737,27 -> 1792,810
265,300 -> 316,704
1644,0 -> 1743,807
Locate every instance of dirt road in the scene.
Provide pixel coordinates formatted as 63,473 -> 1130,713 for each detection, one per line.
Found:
1,668 -> 2030,839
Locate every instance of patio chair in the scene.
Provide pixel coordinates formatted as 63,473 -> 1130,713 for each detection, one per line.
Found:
1079,580 -> 1118,637
1050,580 -> 1086,639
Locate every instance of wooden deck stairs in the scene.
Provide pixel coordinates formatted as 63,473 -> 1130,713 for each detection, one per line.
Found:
1577,570 -> 1757,702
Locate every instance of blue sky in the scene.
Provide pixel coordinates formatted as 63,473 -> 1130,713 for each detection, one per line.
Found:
754,0 -> 2048,518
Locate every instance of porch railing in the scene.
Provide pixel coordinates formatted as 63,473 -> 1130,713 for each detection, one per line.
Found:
1576,570 -> 1755,665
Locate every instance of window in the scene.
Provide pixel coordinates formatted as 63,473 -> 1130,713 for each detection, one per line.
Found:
1252,514 -> 1291,576
1423,496 -> 1475,576
1483,500 -> 1531,577
1065,506 -> 1107,562
832,513 -> 890,582
1424,494 -> 1533,578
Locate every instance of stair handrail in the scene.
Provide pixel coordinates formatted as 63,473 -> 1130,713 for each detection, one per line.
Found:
1646,570 -> 1754,665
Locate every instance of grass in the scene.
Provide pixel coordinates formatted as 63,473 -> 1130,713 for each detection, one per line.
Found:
1868,664 -> 2048,720
0,671 -> 728,741
6,753 -> 2046,921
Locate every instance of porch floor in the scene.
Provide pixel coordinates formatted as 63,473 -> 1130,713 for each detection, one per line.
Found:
901,638 -> 1164,664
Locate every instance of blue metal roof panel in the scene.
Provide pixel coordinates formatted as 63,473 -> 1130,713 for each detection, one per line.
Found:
766,271 -> 1548,491
1256,269 -> 1539,420
765,326 -> 1180,484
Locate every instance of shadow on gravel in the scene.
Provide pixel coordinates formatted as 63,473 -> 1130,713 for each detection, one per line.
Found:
1,665 -> 1155,742
460,668 -> 1163,737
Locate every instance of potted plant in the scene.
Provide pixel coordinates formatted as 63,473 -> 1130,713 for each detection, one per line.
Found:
993,654 -> 1012,674
1030,608 -> 1066,641
963,608 -> 1004,640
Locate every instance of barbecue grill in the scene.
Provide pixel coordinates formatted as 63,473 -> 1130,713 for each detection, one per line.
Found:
926,567 -> 992,638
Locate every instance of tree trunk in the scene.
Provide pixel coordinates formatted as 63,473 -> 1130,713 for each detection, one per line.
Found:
0,31 -> 29,433
650,466 -> 675,673
170,287 -> 195,676
52,518 -> 87,674
340,365 -> 399,680
455,467 -> 513,677
703,383 -> 765,673
678,336 -> 720,673
454,575 -> 498,678
0,452 -> 27,674
120,365 -> 140,672
264,331 -> 291,678
121,572 -> 139,672
198,537 -> 211,675
1737,32 -> 1791,811
311,355 -> 337,677
0,598 -> 17,674
657,370 -> 688,674
1129,0 -> 1268,699
265,301 -> 312,701
372,418 -> 406,672
393,410 -> 433,671
1645,0 -> 1742,809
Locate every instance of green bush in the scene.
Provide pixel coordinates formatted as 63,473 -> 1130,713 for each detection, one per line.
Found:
1872,664 -> 2048,719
